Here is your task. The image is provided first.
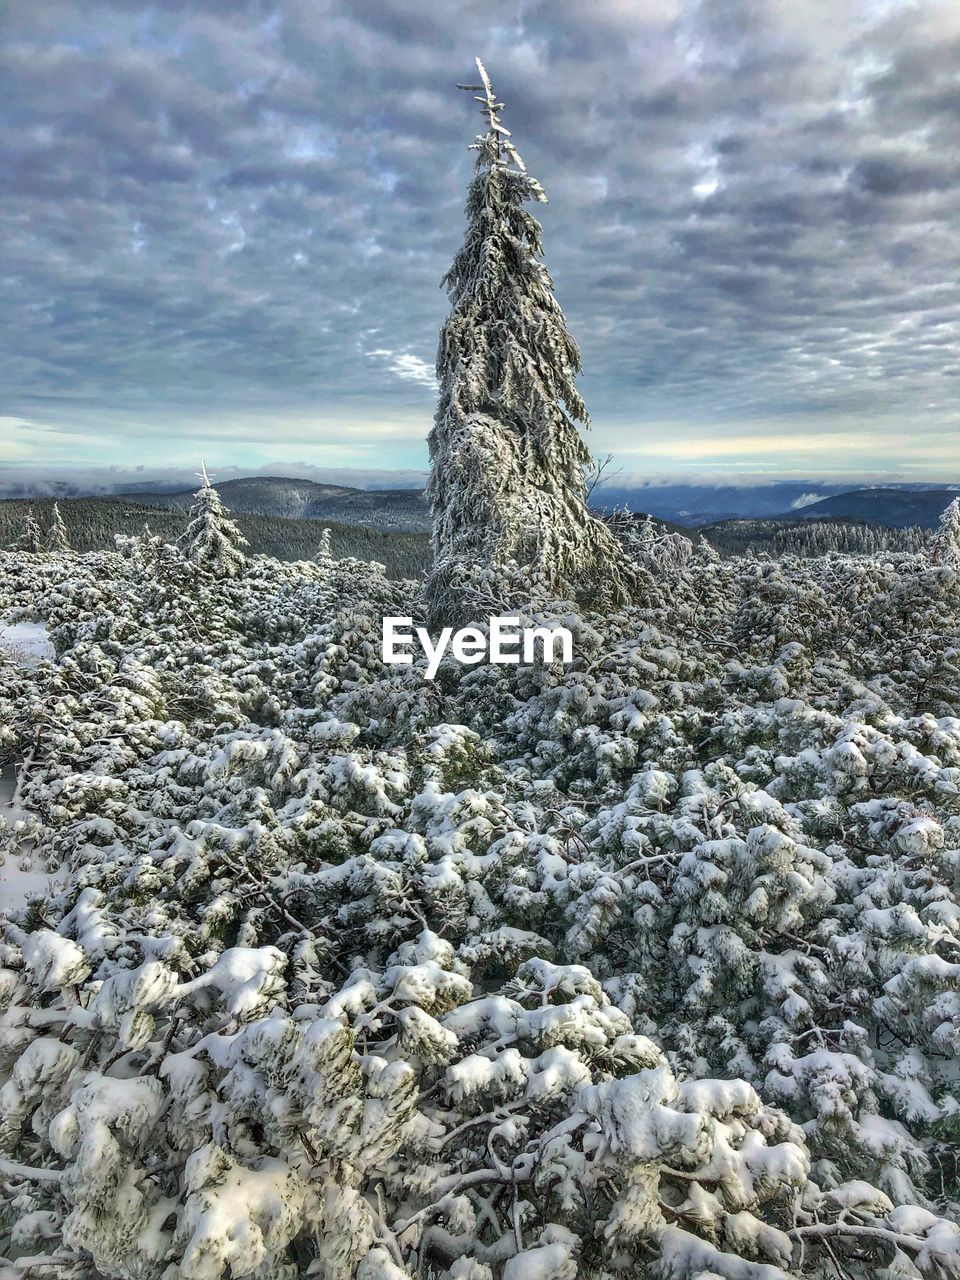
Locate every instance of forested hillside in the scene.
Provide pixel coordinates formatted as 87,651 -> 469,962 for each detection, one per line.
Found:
112,476 -> 431,534
775,488 -> 960,529
1,497 -> 930,575
0,497 -> 430,578
703,517 -> 927,557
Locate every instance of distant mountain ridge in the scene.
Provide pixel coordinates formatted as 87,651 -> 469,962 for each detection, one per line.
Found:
105,477 -> 959,534
774,487 -> 957,529
111,476 -> 431,533
592,480 -> 956,526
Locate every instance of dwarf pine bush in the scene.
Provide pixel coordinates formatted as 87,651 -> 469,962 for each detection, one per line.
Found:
0,493 -> 959,1277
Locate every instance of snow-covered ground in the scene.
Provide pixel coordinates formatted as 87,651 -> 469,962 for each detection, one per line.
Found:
0,761 -> 61,910
0,619 -> 54,666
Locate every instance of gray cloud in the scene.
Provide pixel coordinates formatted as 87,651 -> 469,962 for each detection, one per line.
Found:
1,0 -> 958,476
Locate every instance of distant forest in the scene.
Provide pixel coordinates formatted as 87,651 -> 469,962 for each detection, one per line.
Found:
0,497 -> 928,578
704,516 -> 927,557
0,497 -> 431,579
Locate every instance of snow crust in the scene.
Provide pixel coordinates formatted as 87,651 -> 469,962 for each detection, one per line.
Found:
0,621 -> 54,667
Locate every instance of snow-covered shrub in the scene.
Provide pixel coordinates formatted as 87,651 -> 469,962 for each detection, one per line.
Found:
1,491 -> 959,1276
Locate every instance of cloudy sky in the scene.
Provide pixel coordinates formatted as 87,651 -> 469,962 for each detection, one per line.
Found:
2,0 -> 958,483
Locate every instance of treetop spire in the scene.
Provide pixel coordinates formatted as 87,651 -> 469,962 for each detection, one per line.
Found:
457,57 -> 526,171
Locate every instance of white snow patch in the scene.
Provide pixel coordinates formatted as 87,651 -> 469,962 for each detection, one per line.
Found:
0,859 -> 57,911
0,621 -> 54,667
0,762 -> 62,912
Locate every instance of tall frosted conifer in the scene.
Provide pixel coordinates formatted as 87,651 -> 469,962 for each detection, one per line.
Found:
426,59 -> 641,622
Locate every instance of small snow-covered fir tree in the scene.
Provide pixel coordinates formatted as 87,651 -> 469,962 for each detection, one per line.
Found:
179,462 -> 248,578
426,59 -> 642,622
45,501 -> 71,553
930,495 -> 960,567
8,507 -> 43,553
315,527 -> 333,564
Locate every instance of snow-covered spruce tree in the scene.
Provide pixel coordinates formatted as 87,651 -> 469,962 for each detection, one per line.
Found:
425,59 -> 643,623
179,462 -> 249,579
45,502 -> 71,553
8,507 -> 43,553
930,495 -> 960,568
315,526 -> 333,565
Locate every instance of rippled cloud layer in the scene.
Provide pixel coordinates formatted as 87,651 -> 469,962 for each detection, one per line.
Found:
3,0 -> 958,476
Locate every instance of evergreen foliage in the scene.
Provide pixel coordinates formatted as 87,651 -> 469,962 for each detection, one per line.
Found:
316,527 -> 333,564
931,496 -> 960,568
0,499 -> 925,573
7,508 -> 43,554
426,60 -> 642,623
179,464 -> 249,578
1,494 -> 959,1277
45,502 -> 71,554
0,497 -> 430,578
704,517 -> 927,558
